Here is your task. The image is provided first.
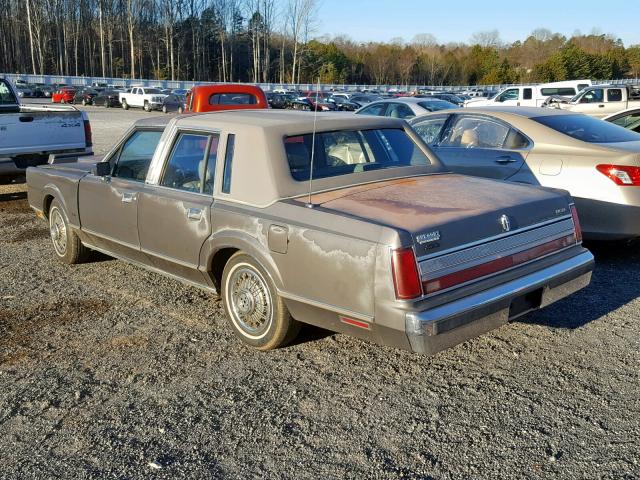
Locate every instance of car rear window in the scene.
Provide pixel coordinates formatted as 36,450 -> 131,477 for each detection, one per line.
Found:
210,93 -> 257,105
284,128 -> 431,181
417,101 -> 458,112
532,114 -> 640,143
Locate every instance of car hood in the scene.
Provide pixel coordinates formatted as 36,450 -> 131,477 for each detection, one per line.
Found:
303,174 -> 572,255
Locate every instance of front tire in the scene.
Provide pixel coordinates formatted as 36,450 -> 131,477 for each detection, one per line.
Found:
61,98 -> 66,104
162,105 -> 167,114
122,99 -> 129,110
144,101 -> 151,112
178,106 -> 183,114
221,253 -> 300,350
49,200 -> 90,264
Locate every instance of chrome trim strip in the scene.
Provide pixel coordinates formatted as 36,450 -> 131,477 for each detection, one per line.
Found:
420,244 -> 577,299
406,251 -> 594,337
416,215 -> 573,262
420,218 -> 574,277
279,290 -> 374,323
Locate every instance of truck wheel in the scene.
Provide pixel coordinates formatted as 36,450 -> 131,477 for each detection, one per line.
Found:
162,105 -> 167,114
122,99 -> 129,110
49,200 -> 90,264
221,252 -> 300,351
144,101 -> 151,112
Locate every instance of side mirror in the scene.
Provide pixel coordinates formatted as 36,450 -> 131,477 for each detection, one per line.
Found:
92,162 -> 111,177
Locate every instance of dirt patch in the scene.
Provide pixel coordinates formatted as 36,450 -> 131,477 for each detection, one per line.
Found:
6,226 -> 48,243
0,299 -> 110,364
0,192 -> 30,215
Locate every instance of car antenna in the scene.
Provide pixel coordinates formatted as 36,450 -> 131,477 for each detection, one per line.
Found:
306,77 -> 321,208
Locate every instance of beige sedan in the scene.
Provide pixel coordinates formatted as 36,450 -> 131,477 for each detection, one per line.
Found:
410,107 -> 640,240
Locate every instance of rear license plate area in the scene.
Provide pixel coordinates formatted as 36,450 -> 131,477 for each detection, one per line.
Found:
509,288 -> 543,319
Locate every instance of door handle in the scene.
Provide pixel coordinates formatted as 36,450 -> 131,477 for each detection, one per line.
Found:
495,155 -> 517,164
187,207 -> 202,221
598,104 -> 605,108
121,192 -> 137,203
19,116 -> 34,122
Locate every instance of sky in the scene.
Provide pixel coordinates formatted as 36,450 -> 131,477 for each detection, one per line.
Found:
315,0 -> 640,46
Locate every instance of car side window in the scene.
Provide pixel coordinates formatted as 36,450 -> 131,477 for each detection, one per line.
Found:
580,89 -> 603,103
523,88 -> 533,100
161,133 -> 217,193
412,116 -> 449,145
496,89 -> 519,102
607,89 -> 622,102
0,80 -> 18,105
358,103 -> 386,116
112,130 -> 163,181
611,112 -> 640,131
440,116 -> 510,149
387,103 -> 414,119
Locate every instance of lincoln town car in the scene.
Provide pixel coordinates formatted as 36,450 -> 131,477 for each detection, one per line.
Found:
26,111 -> 594,354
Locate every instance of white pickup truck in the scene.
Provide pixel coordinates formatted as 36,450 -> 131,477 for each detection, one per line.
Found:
119,87 -> 167,112
550,85 -> 640,118
0,78 -> 92,182
465,80 -> 591,108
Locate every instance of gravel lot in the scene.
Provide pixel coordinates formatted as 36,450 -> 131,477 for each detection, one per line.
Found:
0,104 -> 639,479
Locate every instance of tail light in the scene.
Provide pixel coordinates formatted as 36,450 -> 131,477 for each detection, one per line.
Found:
596,164 -> 640,186
83,119 -> 92,147
570,204 -> 583,243
391,247 -> 423,300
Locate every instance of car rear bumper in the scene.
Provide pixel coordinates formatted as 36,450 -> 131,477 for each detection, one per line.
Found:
404,250 -> 594,355
575,197 -> 640,240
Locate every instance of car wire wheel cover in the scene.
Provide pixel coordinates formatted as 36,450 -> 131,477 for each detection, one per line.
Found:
227,264 -> 273,339
50,208 -> 67,256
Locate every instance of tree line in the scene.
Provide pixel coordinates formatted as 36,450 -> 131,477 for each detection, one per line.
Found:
1,0 -> 639,86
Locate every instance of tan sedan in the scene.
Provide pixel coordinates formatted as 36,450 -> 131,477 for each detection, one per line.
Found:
410,107 -> 640,240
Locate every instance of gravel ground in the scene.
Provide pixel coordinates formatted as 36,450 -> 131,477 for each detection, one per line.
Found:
0,105 -> 639,479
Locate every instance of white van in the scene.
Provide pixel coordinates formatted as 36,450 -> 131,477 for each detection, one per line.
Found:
465,80 -> 591,108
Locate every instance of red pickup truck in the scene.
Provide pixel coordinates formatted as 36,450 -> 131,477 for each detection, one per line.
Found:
184,84 -> 268,113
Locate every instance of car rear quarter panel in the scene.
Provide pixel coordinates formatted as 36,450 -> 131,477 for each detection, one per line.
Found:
205,200 -> 395,333
26,166 -> 84,226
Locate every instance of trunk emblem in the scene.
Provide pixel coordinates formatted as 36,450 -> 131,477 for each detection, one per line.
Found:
499,215 -> 512,232
416,231 -> 441,244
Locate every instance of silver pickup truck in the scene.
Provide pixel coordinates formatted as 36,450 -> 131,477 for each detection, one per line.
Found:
26,111 -> 593,354
0,78 -> 92,181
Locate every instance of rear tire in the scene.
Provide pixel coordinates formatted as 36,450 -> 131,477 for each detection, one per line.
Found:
49,200 -> 90,264
221,253 -> 300,351
61,98 -> 66,104
122,99 -> 129,110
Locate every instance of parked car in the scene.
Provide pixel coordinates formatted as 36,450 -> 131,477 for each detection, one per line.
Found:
291,96 -> 336,111
466,80 -> 591,108
356,97 -> 458,119
119,87 -> 167,112
349,94 -> 383,108
0,78 -> 92,182
92,89 -> 121,108
14,85 -> 34,98
185,84 -> 268,113
52,87 -> 77,104
162,94 -> 186,114
603,108 -> 640,133
409,107 -> 640,240
26,110 -> 592,354
422,93 -> 465,106
73,88 -> 99,106
39,85 -> 55,98
329,95 -> 359,111
549,85 -> 640,118
266,92 -> 289,109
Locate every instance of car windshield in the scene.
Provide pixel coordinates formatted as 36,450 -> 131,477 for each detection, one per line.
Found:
417,101 -> 458,112
284,128 -> 431,181
532,114 -> 640,143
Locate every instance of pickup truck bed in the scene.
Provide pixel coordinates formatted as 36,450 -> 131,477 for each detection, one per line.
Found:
0,78 -> 91,180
